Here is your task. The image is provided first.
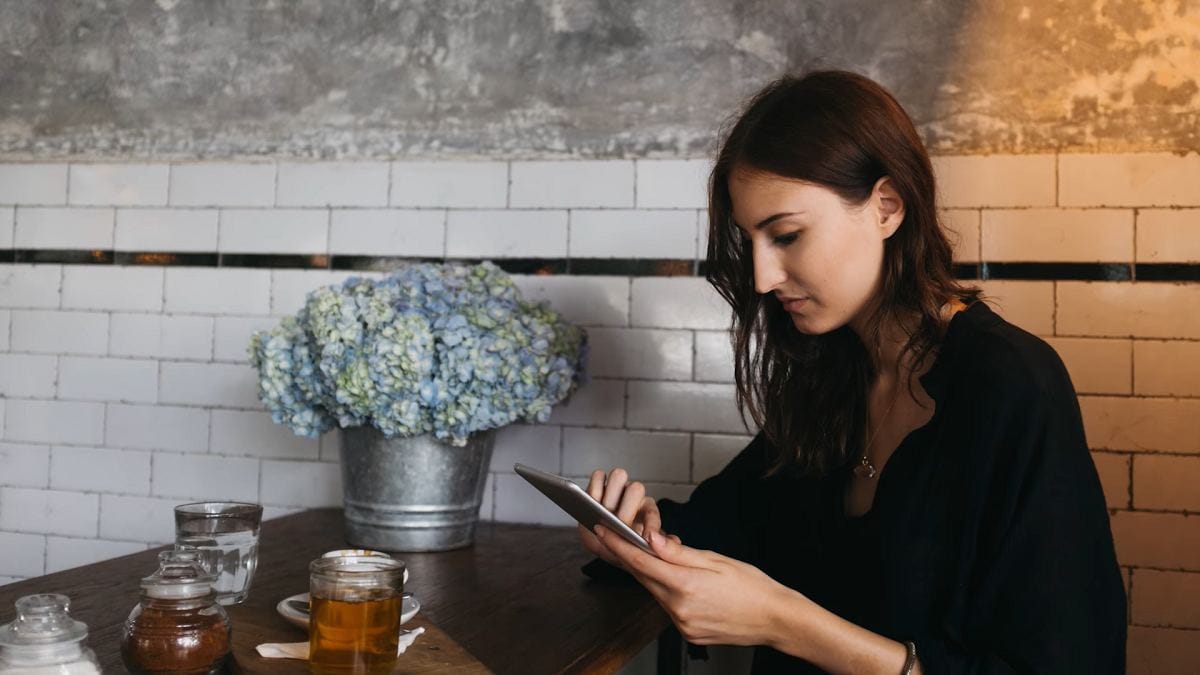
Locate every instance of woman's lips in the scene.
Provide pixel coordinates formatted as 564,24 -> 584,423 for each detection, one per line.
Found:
783,298 -> 809,312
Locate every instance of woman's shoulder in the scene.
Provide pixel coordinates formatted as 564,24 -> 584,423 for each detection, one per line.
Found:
941,300 -> 1077,406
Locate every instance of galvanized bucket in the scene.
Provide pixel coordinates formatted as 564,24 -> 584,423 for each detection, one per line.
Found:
338,426 -> 496,552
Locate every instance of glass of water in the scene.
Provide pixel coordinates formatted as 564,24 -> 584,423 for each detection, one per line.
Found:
173,501 -> 263,605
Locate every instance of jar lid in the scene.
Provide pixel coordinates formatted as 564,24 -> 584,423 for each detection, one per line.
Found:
140,550 -> 217,600
0,594 -> 88,649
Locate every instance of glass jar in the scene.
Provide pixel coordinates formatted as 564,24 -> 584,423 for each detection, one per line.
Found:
308,555 -> 406,675
0,594 -> 101,675
120,550 -> 232,675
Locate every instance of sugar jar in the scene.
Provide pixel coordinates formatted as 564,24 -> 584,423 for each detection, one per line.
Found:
0,594 -> 101,675
120,550 -> 232,675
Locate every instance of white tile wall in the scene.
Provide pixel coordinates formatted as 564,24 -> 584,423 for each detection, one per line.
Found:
0,532 -> 47,577
219,209 -> 329,254
4,400 -> 106,445
0,353 -> 58,398
446,210 -> 568,258
635,160 -> 710,209
0,265 -> 62,309
151,452 -> 260,502
159,362 -> 261,408
276,162 -> 390,207
115,208 -> 219,251
62,267 -> 163,312
165,268 -> 271,315
260,460 -> 342,507
11,310 -> 109,355
329,209 -> 445,256
109,313 -> 214,360
569,210 -> 696,258
0,488 -> 99,537
391,162 -> 508,208
50,446 -> 152,495
510,161 -> 634,208
15,208 -> 114,249
213,316 -> 279,363
106,404 -> 210,453
0,442 -> 51,489
169,163 -> 276,207
210,410 -> 320,460
57,356 -> 158,403
0,207 -> 12,248
0,164 -> 69,204
68,164 -> 169,206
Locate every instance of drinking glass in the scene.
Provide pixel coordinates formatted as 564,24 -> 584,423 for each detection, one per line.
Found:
173,501 -> 263,605
308,554 -> 406,675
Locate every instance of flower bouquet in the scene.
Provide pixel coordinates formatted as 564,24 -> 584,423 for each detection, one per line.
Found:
248,260 -> 589,550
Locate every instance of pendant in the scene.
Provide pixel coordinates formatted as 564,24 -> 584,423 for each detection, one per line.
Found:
854,456 -> 878,479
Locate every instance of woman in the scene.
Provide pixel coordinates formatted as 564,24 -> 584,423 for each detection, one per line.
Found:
577,70 -> 1126,674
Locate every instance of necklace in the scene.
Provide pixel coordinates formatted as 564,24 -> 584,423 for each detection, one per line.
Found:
853,381 -> 899,480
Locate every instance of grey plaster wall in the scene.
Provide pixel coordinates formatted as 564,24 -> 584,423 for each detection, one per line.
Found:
0,0 -> 1196,159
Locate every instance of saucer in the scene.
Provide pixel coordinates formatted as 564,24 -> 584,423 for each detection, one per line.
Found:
276,593 -> 420,630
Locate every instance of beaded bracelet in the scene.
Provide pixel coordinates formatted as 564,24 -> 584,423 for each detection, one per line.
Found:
900,640 -> 918,675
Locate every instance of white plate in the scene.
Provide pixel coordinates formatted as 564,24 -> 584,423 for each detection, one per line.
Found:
276,592 -> 420,630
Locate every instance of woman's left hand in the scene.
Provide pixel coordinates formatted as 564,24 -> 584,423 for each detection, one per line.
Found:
591,524 -> 803,647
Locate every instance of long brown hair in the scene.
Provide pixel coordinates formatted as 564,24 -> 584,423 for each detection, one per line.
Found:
705,70 -> 982,478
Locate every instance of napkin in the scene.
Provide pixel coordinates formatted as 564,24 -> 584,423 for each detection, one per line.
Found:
256,627 -> 425,660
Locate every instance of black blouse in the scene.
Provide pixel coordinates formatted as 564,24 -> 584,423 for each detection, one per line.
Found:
582,300 -> 1126,674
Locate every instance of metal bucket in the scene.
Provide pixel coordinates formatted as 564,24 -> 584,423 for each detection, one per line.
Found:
338,426 -> 496,552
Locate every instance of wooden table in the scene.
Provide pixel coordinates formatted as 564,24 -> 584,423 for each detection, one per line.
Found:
0,509 -> 679,673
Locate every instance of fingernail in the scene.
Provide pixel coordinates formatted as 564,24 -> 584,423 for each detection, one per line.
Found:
593,525 -> 603,537
648,530 -> 657,545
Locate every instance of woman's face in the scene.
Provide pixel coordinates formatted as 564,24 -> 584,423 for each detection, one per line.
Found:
728,167 -> 904,336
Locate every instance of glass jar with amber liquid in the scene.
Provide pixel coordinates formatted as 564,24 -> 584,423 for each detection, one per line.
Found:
308,554 -> 406,675
120,550 -> 232,675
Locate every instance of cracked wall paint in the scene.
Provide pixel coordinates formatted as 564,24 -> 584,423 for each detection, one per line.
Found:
0,0 -> 1195,159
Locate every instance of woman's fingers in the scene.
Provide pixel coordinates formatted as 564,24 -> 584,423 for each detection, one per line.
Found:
601,467 -> 627,512
616,480 -> 645,525
641,497 -> 661,532
586,470 -> 605,501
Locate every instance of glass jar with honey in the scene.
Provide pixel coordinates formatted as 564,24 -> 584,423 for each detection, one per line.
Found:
120,550 -> 232,675
308,554 -> 406,675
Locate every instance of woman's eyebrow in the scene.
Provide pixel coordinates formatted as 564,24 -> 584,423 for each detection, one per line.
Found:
735,211 -> 805,232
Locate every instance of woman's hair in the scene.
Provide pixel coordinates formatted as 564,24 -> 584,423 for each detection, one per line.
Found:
705,69 -> 982,479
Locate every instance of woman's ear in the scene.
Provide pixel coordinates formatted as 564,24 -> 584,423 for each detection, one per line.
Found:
873,176 -> 905,239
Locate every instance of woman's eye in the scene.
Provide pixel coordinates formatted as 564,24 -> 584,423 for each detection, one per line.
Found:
772,233 -> 798,246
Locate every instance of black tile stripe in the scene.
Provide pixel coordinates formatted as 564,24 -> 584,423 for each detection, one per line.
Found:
2,249 -> 1199,281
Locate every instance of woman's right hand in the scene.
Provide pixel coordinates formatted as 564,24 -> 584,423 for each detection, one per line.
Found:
578,467 -> 680,571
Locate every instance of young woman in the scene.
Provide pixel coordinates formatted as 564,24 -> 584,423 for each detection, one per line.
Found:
577,70 -> 1126,674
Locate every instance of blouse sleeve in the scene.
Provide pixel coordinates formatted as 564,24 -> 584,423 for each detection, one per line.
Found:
581,430 -> 769,579
912,356 -> 1126,674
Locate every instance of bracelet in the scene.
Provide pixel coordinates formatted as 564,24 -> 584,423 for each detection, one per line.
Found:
900,640 -> 917,675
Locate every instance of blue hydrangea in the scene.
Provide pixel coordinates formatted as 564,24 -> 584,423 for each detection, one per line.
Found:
248,261 -> 589,446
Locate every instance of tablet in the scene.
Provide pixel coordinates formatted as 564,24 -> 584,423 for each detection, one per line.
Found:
513,463 -> 659,557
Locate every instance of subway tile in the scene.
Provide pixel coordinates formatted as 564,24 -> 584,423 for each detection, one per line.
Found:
262,506 -> 305,522
1133,455 -> 1200,512
562,427 -> 690,482
1043,337 -> 1132,395
276,162 -> 389,207
210,409 -> 320,460
1111,511 -> 1200,570
390,161 -> 508,208
932,155 -> 1056,208
1090,451 -> 1130,510
0,265 -> 62,308
693,433 -> 754,483
160,362 -> 262,409
14,207 -> 114,249
0,488 -> 98,537
98,494 -> 181,543
490,424 -> 561,474
4,400 -> 105,445
0,532 -> 46,576
214,316 -> 279,363
694,330 -> 735,383
510,161 -> 634,208
585,327 -> 692,380
940,209 -> 980,263
105,404 -> 209,453
219,208 -> 329,254
697,210 -> 709,261
68,164 -> 169,206
635,159 -> 710,209
546,378 -> 625,428
631,277 -> 728,330
0,207 -> 12,248
169,163 -> 276,207
61,266 -> 163,312
0,164 -> 68,204
1059,153 -> 1200,207
975,281 -> 1054,336
445,210 -> 568,258
114,208 -> 219,252
1131,569 -> 1200,629
165,268 -> 271,315
109,313 -> 214,360
269,269 -> 359,316
1080,396 -> 1200,454
50,446 -> 151,495
45,537 -> 146,574
981,209 -> 1133,262
0,442 -> 50,488
511,275 -> 629,327
260,460 -> 342,508
151,452 -> 259,502
10,310 -> 108,355
319,430 -> 340,463
329,209 -> 445,256
569,210 -> 696,258
0,353 -> 58,398
479,473 -> 494,521
57,356 -> 158,403
0,310 -> 7,351
1128,625 -> 1200,675
626,381 -> 750,434
492,472 -> 574,527
1133,340 -> 1200,397
1056,282 -> 1200,339
1137,209 -> 1200,263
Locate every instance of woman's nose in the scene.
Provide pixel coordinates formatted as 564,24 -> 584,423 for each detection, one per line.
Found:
753,250 -> 787,295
